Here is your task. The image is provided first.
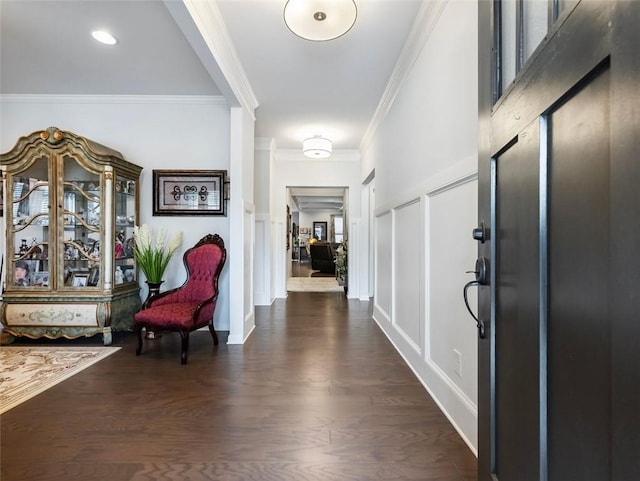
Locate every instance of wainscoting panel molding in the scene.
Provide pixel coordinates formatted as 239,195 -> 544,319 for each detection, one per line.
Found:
372,166 -> 479,454
374,211 -> 393,318
254,216 -> 270,306
427,179 -> 478,403
393,198 -> 423,353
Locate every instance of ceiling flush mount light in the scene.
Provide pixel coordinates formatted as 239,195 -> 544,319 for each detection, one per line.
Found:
284,0 -> 357,42
303,136 -> 333,158
91,30 -> 118,46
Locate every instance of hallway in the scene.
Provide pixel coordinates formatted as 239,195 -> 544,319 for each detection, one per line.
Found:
1,293 -> 476,481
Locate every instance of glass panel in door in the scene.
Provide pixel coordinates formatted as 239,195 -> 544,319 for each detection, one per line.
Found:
61,155 -> 101,288
10,155 -> 50,289
114,175 -> 136,285
523,0 -> 547,63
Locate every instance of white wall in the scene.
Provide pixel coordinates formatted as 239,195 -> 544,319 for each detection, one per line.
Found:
363,0 -> 479,452
253,138 -> 272,306
298,210 -> 337,240
0,95 -> 233,330
299,210 -> 332,229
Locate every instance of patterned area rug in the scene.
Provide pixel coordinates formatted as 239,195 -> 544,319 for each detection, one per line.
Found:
0,346 -> 120,414
287,276 -> 344,292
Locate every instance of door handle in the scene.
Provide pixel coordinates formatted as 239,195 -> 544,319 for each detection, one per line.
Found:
464,257 -> 488,338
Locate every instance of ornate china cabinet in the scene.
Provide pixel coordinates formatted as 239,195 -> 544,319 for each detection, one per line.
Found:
0,127 -> 142,345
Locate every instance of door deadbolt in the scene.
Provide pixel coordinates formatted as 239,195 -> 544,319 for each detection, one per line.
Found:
472,221 -> 487,243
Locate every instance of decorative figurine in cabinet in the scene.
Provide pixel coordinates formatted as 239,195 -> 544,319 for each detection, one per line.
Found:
0,127 -> 142,345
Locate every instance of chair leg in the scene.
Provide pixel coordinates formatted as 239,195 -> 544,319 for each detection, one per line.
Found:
208,323 -> 219,345
180,331 -> 190,364
135,325 -> 144,356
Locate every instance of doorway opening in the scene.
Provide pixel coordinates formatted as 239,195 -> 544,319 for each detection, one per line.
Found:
286,186 -> 347,292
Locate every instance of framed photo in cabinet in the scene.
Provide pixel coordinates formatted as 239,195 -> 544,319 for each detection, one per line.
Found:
33,271 -> 49,287
72,273 -> 89,287
87,266 -> 100,287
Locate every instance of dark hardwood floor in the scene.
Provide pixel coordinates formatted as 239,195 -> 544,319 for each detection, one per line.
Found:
1,293 -> 476,481
291,258 -> 313,277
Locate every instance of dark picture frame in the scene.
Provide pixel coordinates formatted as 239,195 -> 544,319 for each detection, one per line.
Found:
153,170 -> 227,216
286,205 -> 291,250
313,221 -> 328,241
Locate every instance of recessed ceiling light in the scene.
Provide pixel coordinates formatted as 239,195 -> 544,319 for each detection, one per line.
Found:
91,30 -> 118,46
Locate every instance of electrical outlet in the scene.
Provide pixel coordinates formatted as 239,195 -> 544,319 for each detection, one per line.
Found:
454,349 -> 462,377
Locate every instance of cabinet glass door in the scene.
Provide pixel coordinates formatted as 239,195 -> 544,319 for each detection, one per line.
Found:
10,155 -> 50,289
114,175 -> 136,285
61,155 -> 101,288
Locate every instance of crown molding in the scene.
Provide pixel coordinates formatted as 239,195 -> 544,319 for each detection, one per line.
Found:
177,0 -> 259,118
360,0 -> 448,156
0,94 -> 227,105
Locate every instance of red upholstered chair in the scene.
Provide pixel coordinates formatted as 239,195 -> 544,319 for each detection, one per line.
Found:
134,233 -> 226,364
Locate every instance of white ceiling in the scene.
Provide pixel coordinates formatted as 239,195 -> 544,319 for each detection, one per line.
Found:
289,187 -> 346,212
0,1 -> 220,96
0,0 -> 423,209
215,0 -> 422,150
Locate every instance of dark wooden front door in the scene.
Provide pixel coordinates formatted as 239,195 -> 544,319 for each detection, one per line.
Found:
477,2 -> 639,480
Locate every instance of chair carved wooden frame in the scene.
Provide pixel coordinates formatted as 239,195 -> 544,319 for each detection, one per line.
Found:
134,233 -> 226,364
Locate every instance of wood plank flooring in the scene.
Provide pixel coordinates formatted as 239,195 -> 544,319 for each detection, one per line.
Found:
291,258 -> 314,277
0,293 -> 476,481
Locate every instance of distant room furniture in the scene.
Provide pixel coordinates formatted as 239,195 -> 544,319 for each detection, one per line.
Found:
134,233 -> 227,364
310,242 -> 336,274
299,243 -> 310,262
293,243 -> 308,263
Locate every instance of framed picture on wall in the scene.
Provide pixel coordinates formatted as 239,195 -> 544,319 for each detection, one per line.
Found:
153,170 -> 227,216
313,221 -> 327,241
286,205 -> 291,250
